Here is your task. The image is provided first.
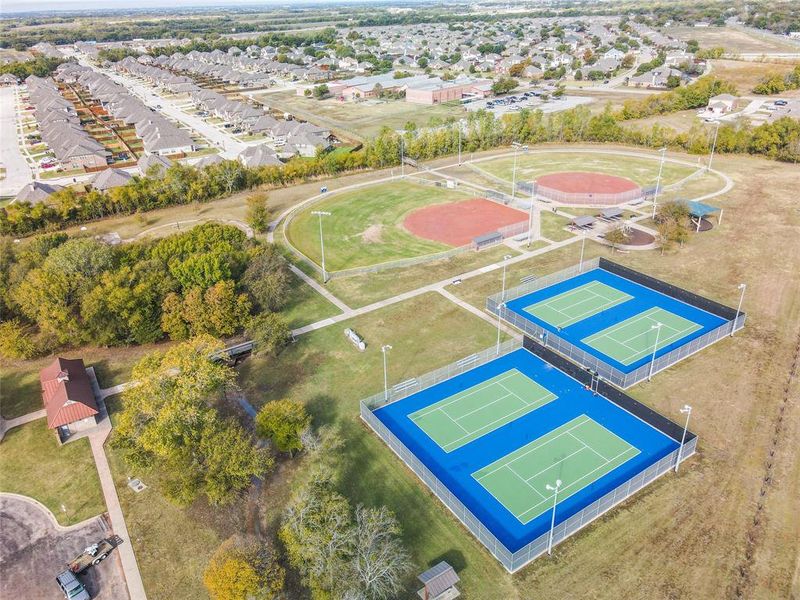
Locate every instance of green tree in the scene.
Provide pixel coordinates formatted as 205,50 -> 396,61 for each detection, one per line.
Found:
246,193 -> 271,233
256,399 -> 310,455
247,312 -> 289,356
114,336 -> 272,506
0,319 -> 37,359
312,83 -> 329,99
604,226 -> 628,252
242,246 -> 290,312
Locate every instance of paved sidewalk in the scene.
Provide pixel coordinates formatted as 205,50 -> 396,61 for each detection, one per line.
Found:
0,409 -> 46,442
289,264 -> 351,312
89,430 -> 147,600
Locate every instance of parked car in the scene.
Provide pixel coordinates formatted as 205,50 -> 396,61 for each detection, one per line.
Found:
775,99 -> 788,106
56,570 -> 90,600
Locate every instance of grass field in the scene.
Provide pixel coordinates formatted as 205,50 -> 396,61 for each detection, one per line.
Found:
0,420 -> 105,525
476,151 -> 697,189
286,180 -> 468,271
668,26 -> 800,54
260,91 -> 466,140
707,59 -> 800,93
540,211 -> 576,241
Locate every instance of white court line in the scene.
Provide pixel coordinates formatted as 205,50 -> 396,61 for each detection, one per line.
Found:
452,391 -> 515,421
516,446 -> 640,521
568,431 -> 609,461
508,466 -> 547,500
441,393 -> 556,452
529,282 -> 630,327
409,371 -> 521,420
474,415 -> 592,480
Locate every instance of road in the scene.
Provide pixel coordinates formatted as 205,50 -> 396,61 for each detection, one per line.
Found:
0,86 -> 33,197
75,56 -> 247,159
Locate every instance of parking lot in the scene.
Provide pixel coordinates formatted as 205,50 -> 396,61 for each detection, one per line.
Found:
0,494 -> 128,600
467,90 -> 594,116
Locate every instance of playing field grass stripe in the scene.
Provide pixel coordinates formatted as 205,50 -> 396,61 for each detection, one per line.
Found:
472,415 -> 640,524
408,369 -> 558,453
522,281 -> 633,329
581,306 -> 703,366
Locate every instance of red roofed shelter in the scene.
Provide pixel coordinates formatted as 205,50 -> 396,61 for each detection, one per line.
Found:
40,358 -> 98,442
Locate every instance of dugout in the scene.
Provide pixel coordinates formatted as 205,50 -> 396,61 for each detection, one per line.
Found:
472,231 -> 502,250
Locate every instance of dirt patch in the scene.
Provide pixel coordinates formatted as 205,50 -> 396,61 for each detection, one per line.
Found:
537,171 -> 640,194
403,198 -> 528,247
361,224 -> 383,244
623,227 -> 655,246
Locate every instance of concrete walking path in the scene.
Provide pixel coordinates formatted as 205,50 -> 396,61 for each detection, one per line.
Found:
289,264 -> 351,312
89,430 -> 147,600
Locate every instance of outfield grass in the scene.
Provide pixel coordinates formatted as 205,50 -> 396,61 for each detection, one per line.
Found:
0,420 -> 106,525
239,292 -> 515,598
286,180 -> 469,271
477,151 -> 696,188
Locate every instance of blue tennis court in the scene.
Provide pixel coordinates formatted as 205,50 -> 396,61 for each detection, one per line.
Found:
373,348 -> 680,553
503,267 -> 728,373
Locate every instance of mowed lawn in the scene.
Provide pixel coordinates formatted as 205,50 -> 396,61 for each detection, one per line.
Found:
476,151 -> 696,188
0,420 -> 106,525
287,180 -> 468,271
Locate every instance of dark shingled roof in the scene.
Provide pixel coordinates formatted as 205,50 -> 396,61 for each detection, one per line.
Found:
418,561 -> 459,597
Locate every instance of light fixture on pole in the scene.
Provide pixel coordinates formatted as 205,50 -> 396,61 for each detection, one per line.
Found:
527,183 -> 537,247
675,404 -> 692,472
732,283 -> 746,337
652,147 -> 667,219
457,124 -> 462,166
647,322 -> 663,381
546,479 -> 562,555
311,211 -> 331,283
400,137 -> 405,178
381,344 -> 392,402
708,121 -> 721,172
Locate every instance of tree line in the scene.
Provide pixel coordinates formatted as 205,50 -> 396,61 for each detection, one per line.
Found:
0,56 -> 67,79
0,221 -> 291,359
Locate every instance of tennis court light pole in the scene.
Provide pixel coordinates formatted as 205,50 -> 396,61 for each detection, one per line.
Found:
381,345 -> 392,402
546,479 -> 562,555
579,231 -> 586,272
732,283 -> 746,336
647,322 -> 663,381
675,404 -> 692,473
501,254 -> 513,302
496,302 -> 505,355
311,211 -> 331,283
652,147 -> 667,219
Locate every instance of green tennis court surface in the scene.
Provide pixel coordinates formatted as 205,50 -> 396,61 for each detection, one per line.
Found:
409,369 -> 557,453
582,306 -> 703,366
523,281 -> 633,329
472,415 -> 640,524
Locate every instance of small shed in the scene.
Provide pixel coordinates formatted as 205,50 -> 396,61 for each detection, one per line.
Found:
570,215 -> 596,229
472,230 -> 502,250
417,561 -> 460,600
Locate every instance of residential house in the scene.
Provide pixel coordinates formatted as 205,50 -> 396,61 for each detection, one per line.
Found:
91,167 -> 133,191
14,181 -> 64,205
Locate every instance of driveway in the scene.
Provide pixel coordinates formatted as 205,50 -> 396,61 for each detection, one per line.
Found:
0,86 -> 33,197
0,494 -> 129,600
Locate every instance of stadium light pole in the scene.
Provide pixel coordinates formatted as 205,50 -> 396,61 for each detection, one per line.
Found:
545,479 -> 562,556
500,254 -> 513,302
579,231 -> 587,272
732,283 -> 746,336
496,302 -> 505,355
652,147 -> 667,219
675,404 -> 692,473
511,142 -> 521,201
708,121 -> 721,172
381,344 -> 392,402
311,211 -> 331,283
457,125 -> 462,166
647,322 -> 663,381
400,136 -> 405,178
527,183 -> 537,247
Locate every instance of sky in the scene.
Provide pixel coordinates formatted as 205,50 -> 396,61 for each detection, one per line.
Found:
3,0 -> 356,14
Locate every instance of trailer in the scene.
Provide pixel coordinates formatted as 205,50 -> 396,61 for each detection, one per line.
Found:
67,539 -> 115,575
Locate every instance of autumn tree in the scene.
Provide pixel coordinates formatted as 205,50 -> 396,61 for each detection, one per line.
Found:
604,226 -> 628,252
247,312 -> 290,355
246,193 -> 271,233
203,535 -> 285,600
241,245 -> 290,312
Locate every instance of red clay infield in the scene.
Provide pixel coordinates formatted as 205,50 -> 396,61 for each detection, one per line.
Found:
537,172 -> 639,194
403,198 -> 528,247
